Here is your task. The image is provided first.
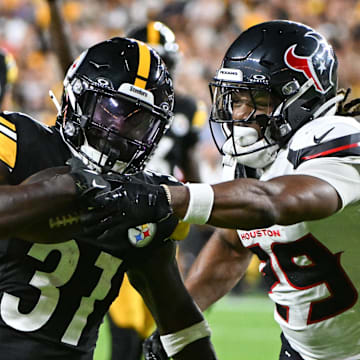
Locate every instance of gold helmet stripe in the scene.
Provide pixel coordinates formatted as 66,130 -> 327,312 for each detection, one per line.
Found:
134,41 -> 151,89
0,116 -> 16,169
147,22 -> 160,45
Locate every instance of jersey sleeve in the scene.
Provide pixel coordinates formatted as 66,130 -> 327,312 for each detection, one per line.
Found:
0,114 -> 17,171
295,157 -> 360,208
170,220 -> 190,241
138,170 -> 190,240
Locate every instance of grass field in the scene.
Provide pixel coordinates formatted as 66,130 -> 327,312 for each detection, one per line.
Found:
94,293 -> 281,360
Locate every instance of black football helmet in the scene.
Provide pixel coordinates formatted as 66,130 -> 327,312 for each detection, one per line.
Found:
0,48 -> 18,107
127,21 -> 179,74
210,20 -> 340,159
57,37 -> 174,174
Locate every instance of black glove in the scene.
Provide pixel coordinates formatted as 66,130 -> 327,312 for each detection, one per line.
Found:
67,157 -> 111,202
80,179 -> 173,236
143,330 -> 168,360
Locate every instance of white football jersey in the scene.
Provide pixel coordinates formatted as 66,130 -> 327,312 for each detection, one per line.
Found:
237,115 -> 360,360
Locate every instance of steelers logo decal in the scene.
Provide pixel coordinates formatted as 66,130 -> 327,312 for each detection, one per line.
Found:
128,223 -> 157,247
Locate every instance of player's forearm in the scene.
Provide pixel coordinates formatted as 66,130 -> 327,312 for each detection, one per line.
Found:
169,178 -> 277,229
0,173 -> 77,238
185,233 -> 252,311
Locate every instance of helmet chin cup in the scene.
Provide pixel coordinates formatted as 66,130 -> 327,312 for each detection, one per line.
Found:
222,126 -> 279,169
80,143 -> 127,174
228,139 -> 279,169
222,126 -> 259,154
233,126 -> 259,146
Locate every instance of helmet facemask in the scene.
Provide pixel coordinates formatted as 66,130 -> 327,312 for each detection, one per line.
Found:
209,80 -> 281,168
60,75 -> 172,174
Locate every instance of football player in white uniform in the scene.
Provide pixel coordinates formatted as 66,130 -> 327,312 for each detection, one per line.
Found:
94,20 -> 360,360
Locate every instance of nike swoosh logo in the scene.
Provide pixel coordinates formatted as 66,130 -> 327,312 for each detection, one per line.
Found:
313,127 -> 335,144
92,179 -> 107,188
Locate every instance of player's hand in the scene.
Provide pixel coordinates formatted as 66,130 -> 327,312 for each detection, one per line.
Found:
67,157 -> 111,202
80,178 -> 173,235
143,330 -> 168,360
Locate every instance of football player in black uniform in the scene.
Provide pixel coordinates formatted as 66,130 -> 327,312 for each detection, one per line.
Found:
0,37 -> 217,360
0,48 -> 18,110
44,4 -> 213,358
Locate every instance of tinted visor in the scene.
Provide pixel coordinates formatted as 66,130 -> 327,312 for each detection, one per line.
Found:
84,92 -> 163,162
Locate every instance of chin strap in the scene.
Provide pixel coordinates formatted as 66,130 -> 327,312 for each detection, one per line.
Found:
49,90 -> 61,116
222,154 -> 237,181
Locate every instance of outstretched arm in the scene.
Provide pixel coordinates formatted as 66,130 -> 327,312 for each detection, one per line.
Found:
88,172 -> 341,236
185,228 -> 253,311
168,175 -> 341,229
127,241 -> 217,359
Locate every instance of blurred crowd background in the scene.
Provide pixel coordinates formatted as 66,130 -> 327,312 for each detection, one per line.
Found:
1,0 -> 360,182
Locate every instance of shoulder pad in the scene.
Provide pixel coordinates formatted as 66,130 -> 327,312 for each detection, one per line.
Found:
0,112 -> 18,171
288,132 -> 360,169
1,110 -> 28,123
290,115 -> 360,150
0,111 -> 54,172
288,116 -> 360,168
1,111 -> 53,133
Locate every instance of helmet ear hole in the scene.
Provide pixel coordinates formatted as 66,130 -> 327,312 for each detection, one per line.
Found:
63,120 -> 84,147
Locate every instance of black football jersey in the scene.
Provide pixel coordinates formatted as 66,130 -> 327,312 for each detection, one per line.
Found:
146,93 -> 207,179
0,111 -> 183,359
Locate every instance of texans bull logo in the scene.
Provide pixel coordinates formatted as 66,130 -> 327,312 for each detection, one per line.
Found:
284,32 -> 335,94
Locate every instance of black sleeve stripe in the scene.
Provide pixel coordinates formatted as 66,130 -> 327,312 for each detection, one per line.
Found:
288,133 -> 360,169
